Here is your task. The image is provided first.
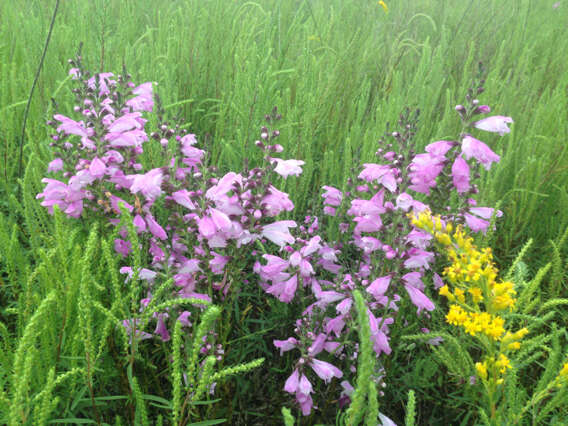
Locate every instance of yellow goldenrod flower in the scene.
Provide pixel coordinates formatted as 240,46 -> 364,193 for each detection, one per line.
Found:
454,288 -> 466,303
495,354 -> 512,374
476,362 -> 488,380
560,362 -> 568,379
439,285 -> 451,298
468,287 -> 483,303
378,1 -> 388,13
446,304 -> 468,326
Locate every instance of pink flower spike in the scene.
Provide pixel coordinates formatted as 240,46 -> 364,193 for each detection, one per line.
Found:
310,359 -> 343,383
271,158 -> 305,178
473,115 -> 513,136
461,135 -> 500,170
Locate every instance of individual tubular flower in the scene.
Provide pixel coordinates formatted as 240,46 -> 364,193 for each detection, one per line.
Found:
271,158 -> 305,178
461,135 -> 500,171
473,116 -> 513,136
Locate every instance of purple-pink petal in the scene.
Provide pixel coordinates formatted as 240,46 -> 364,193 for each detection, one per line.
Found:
310,358 -> 343,383
473,115 -> 513,136
451,156 -> 470,193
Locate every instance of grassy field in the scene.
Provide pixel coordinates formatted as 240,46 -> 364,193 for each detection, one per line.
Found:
2,0 -> 567,259
1,0 -> 567,424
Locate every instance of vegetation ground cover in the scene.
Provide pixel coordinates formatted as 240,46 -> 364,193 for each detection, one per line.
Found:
1,0 -> 567,424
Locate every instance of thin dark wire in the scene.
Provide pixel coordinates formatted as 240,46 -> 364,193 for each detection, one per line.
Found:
17,0 -> 60,180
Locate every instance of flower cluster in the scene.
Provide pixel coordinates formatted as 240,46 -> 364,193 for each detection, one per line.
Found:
411,209 -> 528,387
270,80 -> 514,413
38,59 -> 515,417
36,58 -> 308,368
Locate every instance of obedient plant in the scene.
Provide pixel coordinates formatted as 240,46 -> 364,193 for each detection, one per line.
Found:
38,57 -> 517,421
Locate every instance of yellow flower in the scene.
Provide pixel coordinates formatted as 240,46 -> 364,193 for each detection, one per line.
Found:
495,354 -> 512,374
446,304 -> 468,326
475,362 -> 488,380
468,287 -> 483,303
378,1 -> 388,13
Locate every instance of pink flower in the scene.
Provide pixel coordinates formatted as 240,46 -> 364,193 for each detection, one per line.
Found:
105,129 -> 148,148
114,239 -> 132,257
366,275 -> 391,300
126,82 -> 153,112
358,164 -> 397,192
47,158 -> 64,173
323,206 -> 336,216
404,248 -> 435,269
266,274 -> 298,303
284,369 -> 300,393
274,337 -> 299,355
262,185 -> 294,216
408,153 -> 445,194
107,112 -> 144,133
473,115 -> 513,136
368,311 -> 391,355
396,192 -> 414,211
53,114 -> 92,138
129,168 -> 163,201
146,214 -> 167,240
181,145 -> 205,167
262,221 -> 296,247
89,157 -> 107,178
425,140 -> 455,157
461,135 -> 500,170
271,158 -> 305,178
171,190 -> 195,209
404,284 -> 435,313
470,206 -> 503,219
322,185 -> 342,206
451,156 -> 470,193
154,313 -> 170,341
464,213 -> 489,233
310,359 -> 343,383
209,252 -> 231,275
433,272 -> 444,289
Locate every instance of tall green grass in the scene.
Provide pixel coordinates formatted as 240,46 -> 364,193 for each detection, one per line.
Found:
1,0 -> 567,260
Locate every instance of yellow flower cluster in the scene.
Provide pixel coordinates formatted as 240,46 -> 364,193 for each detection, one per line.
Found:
475,354 -> 512,384
446,305 -> 505,340
411,210 -> 529,383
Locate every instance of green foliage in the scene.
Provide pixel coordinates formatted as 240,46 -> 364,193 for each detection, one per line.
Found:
404,390 -> 416,426
1,0 -> 567,424
345,290 -> 380,426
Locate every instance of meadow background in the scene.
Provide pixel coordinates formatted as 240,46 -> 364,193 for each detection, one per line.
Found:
1,0 -> 567,424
